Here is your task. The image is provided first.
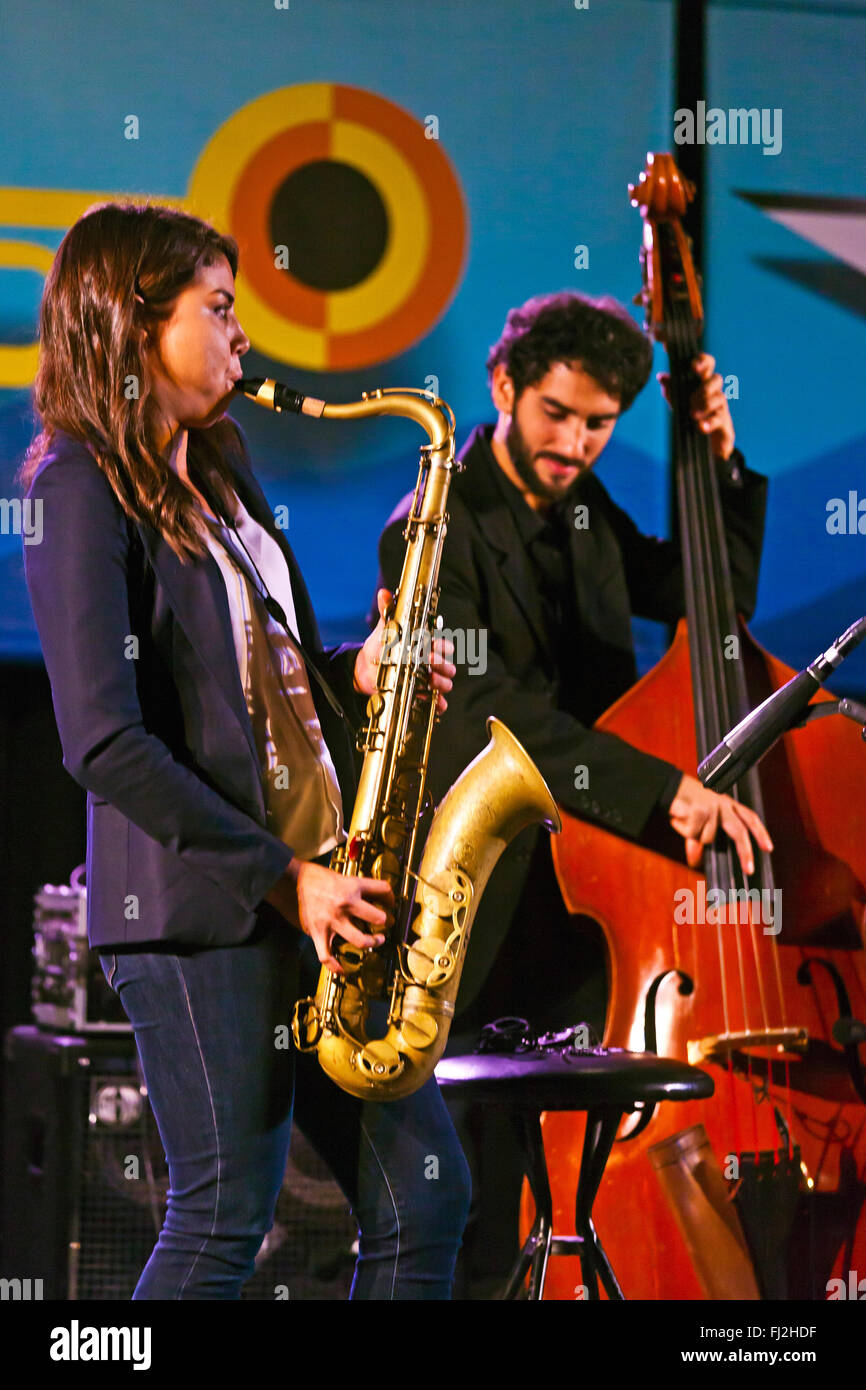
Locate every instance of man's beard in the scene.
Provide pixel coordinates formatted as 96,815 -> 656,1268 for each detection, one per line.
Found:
504,413 -> 582,506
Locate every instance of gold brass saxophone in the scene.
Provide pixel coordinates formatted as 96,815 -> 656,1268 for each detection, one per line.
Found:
236,376 -> 561,1100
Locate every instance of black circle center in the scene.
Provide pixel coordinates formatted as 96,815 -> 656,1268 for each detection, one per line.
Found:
269,160 -> 389,293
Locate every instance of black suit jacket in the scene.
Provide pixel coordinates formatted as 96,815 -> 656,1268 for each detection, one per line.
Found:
24,425 -> 366,951
376,425 -> 767,1008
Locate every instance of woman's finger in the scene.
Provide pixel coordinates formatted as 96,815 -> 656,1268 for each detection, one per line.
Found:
344,897 -> 389,930
684,835 -> 704,868
430,669 -> 454,692
335,913 -> 387,948
355,875 -> 395,903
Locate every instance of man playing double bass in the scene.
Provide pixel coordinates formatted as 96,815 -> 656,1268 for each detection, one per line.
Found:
374,289 -> 773,1046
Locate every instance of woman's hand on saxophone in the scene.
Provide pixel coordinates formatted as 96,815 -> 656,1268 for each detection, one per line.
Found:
354,589 -> 456,711
264,857 -> 393,973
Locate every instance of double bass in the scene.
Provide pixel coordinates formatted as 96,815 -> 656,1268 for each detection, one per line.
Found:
529,153 -> 866,1300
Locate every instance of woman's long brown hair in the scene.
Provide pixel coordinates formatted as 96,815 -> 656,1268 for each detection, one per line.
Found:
16,202 -> 247,562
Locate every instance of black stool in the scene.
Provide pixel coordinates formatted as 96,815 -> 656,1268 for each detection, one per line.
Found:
435,1049 -> 713,1300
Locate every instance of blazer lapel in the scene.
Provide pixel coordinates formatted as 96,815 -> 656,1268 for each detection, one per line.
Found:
135,519 -> 263,769
135,443 -> 337,782
222,456 -> 323,653
567,474 -> 635,654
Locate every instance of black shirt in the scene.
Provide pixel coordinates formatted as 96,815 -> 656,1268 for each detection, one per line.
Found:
479,427 -> 683,810
479,429 -> 586,720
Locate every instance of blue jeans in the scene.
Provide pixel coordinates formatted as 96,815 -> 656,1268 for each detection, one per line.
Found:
99,910 -> 471,1300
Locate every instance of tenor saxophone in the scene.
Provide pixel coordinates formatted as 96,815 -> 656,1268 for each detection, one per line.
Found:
236,376 -> 561,1100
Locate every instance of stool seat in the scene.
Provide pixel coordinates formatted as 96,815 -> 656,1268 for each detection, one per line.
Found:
435,1047 -> 714,1300
435,1050 -> 713,1108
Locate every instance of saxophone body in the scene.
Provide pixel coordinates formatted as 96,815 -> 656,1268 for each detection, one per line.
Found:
237,377 -> 561,1101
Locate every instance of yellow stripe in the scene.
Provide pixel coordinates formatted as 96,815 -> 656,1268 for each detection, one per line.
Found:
0,187 -> 186,228
0,240 -> 57,388
327,119 -> 429,335
186,83 -> 334,228
234,275 -> 327,371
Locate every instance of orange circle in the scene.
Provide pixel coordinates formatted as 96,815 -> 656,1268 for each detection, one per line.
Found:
330,86 -> 465,370
230,123 -> 329,331
218,85 -> 466,369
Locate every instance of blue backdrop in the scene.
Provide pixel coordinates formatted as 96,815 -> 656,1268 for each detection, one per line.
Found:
2,0 -> 864,694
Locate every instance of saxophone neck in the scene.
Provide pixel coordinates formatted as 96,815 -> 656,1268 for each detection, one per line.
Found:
236,377 -> 455,460
321,388 -> 455,459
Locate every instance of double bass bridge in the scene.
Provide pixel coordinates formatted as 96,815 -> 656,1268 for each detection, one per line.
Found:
687,1027 -> 809,1067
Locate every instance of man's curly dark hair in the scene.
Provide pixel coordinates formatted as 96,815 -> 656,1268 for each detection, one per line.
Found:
486,290 -> 653,412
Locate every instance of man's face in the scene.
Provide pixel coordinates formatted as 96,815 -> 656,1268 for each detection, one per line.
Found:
492,360 -> 621,509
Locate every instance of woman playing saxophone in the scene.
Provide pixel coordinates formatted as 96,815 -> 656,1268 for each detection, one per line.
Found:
20,201 -> 470,1299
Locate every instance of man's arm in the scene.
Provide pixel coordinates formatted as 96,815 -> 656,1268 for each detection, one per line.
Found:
379,506 -> 680,841
614,351 -> 768,624
597,452 -> 768,625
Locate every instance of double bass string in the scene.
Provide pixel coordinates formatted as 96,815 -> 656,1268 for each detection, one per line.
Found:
666,290 -> 743,1155
666,280 -> 795,1162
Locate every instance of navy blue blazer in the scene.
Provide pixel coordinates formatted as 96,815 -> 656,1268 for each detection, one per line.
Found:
24,425 -> 365,950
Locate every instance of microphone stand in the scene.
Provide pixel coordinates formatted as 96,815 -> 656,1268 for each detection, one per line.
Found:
698,625 -> 866,1098
793,696 -> 866,736
698,616 -> 866,793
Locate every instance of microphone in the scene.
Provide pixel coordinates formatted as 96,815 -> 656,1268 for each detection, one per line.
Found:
698,617 -> 866,792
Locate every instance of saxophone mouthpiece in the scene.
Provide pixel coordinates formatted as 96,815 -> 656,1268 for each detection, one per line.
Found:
235,377 -> 325,418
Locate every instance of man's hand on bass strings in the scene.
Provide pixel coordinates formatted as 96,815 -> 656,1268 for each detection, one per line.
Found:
657,353 -> 736,462
668,773 -> 773,877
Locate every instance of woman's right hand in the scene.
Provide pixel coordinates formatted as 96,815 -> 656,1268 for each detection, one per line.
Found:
264,858 -> 393,973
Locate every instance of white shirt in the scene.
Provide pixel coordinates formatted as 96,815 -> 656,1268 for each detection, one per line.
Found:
172,453 -> 345,858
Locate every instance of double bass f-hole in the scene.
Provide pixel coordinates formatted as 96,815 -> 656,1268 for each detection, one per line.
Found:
618,968 -> 695,1142
798,956 -> 866,1103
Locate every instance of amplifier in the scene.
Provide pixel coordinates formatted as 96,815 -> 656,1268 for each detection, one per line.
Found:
30,865 -> 130,1033
1,1026 -> 165,1299
2,1026 -> 356,1300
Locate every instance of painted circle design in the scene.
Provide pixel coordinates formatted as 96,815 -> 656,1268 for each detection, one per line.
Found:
188,83 -> 467,371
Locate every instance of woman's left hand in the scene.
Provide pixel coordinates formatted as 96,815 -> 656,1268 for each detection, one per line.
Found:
354,588 -> 456,712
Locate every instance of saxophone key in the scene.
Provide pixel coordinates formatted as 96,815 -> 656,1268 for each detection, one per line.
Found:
380,815 -> 407,851
405,936 -> 456,988
355,1040 -> 404,1084
398,1012 -> 439,1052
372,850 -> 401,884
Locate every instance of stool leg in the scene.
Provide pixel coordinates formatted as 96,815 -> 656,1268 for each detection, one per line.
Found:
576,1107 -> 625,1301
500,1110 -> 554,1300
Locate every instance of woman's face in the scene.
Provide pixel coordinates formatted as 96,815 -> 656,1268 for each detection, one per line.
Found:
143,254 -> 249,448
